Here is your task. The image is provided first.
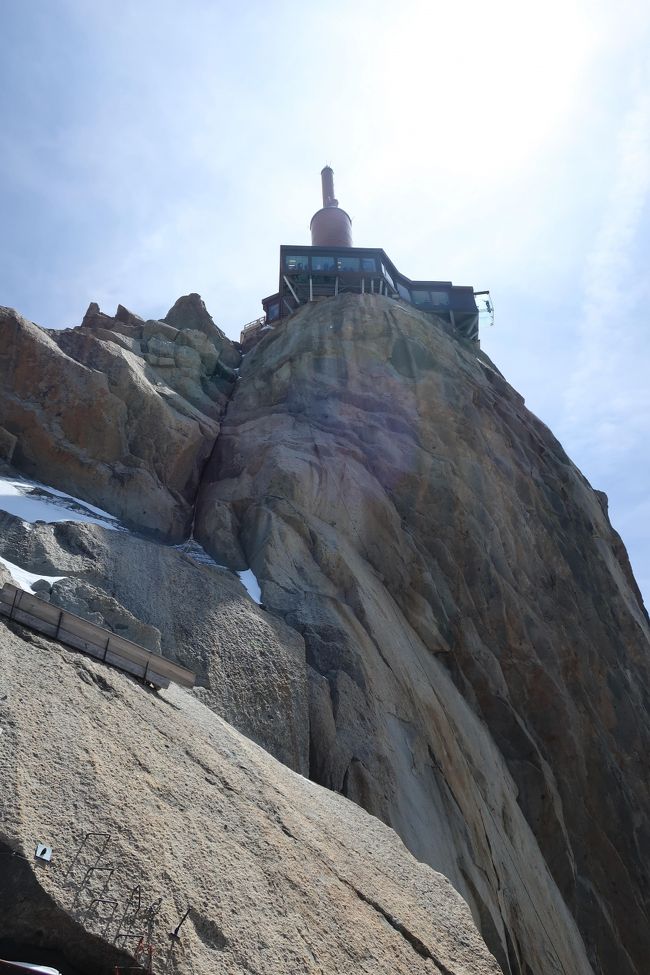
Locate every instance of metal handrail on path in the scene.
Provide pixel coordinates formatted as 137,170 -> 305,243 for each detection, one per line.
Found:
240,315 -> 266,334
0,583 -> 195,690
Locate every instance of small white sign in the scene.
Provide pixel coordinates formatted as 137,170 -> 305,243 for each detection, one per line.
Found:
35,842 -> 52,862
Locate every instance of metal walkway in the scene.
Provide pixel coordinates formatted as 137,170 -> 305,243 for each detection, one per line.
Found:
0,583 -> 195,690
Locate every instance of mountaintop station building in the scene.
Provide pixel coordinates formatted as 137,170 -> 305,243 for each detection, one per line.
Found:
241,167 -> 489,348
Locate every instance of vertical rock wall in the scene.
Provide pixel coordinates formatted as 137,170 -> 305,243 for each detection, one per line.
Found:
195,294 -> 650,975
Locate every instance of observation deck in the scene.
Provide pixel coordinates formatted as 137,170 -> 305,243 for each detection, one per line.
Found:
241,167 -> 489,349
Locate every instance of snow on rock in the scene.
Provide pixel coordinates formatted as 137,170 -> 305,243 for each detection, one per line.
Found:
0,555 -> 65,593
174,542 -> 263,606
0,476 -> 251,601
0,474 -> 121,530
238,569 -> 262,604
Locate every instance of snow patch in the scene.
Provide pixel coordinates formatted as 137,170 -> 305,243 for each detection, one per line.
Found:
0,555 -> 65,593
238,569 -> 262,604
0,477 -> 267,606
173,542 -> 262,605
0,474 -> 121,530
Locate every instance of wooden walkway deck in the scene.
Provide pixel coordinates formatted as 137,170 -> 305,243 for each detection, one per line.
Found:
0,582 -> 195,690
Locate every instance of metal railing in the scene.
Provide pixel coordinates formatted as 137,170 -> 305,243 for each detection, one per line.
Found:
0,583 -> 196,689
241,316 -> 266,335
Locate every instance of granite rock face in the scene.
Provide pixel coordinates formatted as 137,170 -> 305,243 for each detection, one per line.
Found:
0,300 -> 240,540
195,294 -> 650,975
0,622 -> 500,975
0,510 -> 308,775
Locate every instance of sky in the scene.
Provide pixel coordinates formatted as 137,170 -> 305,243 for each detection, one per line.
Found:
1,0 -> 649,604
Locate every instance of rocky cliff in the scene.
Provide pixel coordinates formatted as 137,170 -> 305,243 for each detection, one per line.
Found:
1,292 -> 648,975
0,295 -> 239,540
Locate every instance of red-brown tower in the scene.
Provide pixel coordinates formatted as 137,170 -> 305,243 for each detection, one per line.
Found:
309,166 -> 353,247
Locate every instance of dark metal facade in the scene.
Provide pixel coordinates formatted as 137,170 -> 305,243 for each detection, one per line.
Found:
257,245 -> 480,343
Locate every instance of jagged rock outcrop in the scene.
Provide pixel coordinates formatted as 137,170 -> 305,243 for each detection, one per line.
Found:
0,621 -> 500,975
163,292 -> 241,368
0,508 -> 308,775
195,294 -> 650,975
0,299 -> 240,540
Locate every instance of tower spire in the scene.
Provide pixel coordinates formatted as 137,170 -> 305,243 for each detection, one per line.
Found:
321,166 -> 338,208
310,165 -> 352,247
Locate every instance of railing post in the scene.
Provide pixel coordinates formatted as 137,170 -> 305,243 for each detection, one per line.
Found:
9,586 -> 19,621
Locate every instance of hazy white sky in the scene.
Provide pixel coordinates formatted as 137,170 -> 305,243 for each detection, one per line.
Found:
1,0 -> 649,602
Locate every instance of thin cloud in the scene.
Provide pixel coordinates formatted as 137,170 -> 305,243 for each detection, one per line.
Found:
562,86 -> 650,462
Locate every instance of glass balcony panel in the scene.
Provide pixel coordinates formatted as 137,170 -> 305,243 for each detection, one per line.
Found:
381,264 -> 395,289
396,282 -> 410,301
312,255 -> 337,271
285,254 -> 309,271
337,256 -> 360,272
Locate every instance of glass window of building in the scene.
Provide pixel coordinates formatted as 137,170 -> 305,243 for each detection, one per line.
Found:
411,290 -> 431,307
267,302 -> 280,322
312,255 -> 337,272
337,256 -> 360,272
361,257 -> 377,272
285,254 -> 309,271
430,291 -> 450,307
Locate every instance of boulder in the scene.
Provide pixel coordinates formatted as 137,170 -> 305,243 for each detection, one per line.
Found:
80,301 -> 115,331
31,578 -> 52,594
164,293 -> 241,368
175,328 -> 219,372
143,318 -> 179,342
114,303 -> 144,326
146,336 -> 177,360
